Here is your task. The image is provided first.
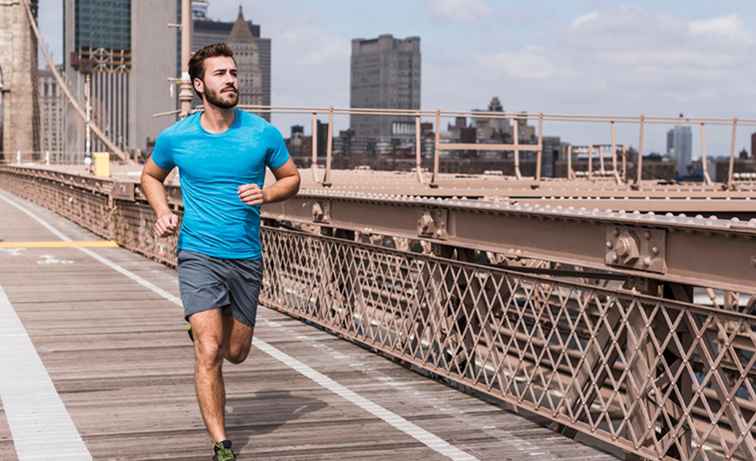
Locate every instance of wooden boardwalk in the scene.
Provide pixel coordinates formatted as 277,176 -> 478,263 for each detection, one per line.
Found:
0,190 -> 619,461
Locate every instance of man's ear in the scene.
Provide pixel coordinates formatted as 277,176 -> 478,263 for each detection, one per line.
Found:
193,78 -> 204,96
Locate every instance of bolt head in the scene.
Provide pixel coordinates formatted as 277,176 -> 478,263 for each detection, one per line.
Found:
606,241 -> 613,249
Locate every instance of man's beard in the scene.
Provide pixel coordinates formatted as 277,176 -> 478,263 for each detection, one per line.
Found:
204,85 -> 238,109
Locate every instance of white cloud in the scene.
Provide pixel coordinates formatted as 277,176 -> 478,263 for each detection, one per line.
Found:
482,46 -> 554,80
571,11 -> 599,30
688,14 -> 752,43
562,8 -> 753,79
428,0 -> 491,23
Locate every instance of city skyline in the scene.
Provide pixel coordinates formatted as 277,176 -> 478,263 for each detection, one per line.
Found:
37,0 -> 756,156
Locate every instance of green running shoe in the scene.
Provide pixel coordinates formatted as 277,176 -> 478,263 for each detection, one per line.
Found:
212,440 -> 236,461
186,323 -> 194,342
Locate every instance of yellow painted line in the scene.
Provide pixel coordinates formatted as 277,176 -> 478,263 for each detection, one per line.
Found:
0,240 -> 118,249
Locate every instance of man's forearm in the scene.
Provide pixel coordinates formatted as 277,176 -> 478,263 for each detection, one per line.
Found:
141,175 -> 172,217
263,175 -> 300,204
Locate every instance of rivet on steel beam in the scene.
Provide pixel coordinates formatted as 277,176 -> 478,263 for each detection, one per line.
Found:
606,241 -> 613,249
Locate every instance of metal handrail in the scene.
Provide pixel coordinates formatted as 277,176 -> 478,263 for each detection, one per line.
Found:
234,105 -> 751,189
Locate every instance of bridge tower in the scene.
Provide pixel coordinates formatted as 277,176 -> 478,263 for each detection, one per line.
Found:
0,0 -> 40,156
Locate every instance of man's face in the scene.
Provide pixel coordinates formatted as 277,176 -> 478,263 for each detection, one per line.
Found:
195,56 -> 238,109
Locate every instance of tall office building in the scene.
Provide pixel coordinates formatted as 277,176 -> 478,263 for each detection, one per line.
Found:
191,3 -> 271,118
38,67 -> 64,154
666,125 -> 693,177
350,34 -> 421,154
130,0 -> 178,153
63,0 -> 131,156
192,0 -> 209,19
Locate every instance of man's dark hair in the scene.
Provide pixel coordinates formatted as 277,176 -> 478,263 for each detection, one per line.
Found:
188,43 -> 236,97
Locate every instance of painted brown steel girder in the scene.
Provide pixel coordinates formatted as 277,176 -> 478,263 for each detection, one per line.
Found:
263,190 -> 756,294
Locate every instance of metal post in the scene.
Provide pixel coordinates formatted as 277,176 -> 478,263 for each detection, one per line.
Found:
45,150 -> 50,165
84,73 -> 92,168
622,145 -> 628,183
536,113 -> 543,181
700,123 -> 712,185
636,114 -> 645,186
567,144 -> 573,179
430,110 -> 440,188
178,0 -> 193,118
727,117 -> 738,188
16,150 -> 20,164
587,144 -> 593,179
0,66 -> 4,154
311,112 -> 319,182
513,118 -> 521,179
415,113 -> 424,184
598,144 -> 606,175
322,107 -> 333,187
611,122 -> 620,183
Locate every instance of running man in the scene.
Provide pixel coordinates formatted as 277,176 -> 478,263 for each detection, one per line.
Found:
140,43 -> 300,461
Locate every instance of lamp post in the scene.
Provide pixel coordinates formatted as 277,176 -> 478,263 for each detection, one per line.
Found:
178,0 -> 193,118
77,58 -> 94,169
0,66 -> 5,155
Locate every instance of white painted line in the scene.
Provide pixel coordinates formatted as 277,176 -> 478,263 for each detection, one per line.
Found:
0,287 -> 92,461
0,191 -> 480,461
254,340 -> 478,460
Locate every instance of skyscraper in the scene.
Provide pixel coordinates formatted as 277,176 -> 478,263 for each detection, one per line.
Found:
38,67 -> 64,154
666,125 -> 693,177
191,3 -> 271,118
130,0 -> 178,153
350,34 -> 421,154
63,0 -> 131,156
227,7 -> 264,111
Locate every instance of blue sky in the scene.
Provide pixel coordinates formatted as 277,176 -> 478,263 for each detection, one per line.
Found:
38,0 -> 756,155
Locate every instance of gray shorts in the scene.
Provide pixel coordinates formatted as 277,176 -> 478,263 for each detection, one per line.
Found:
177,250 -> 263,328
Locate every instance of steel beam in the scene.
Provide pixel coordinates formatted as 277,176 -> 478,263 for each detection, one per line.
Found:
263,191 -> 756,294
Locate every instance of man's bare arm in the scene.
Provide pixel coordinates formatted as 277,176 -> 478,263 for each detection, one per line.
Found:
238,158 -> 301,206
140,158 -> 179,236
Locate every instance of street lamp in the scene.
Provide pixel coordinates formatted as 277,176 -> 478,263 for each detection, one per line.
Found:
0,66 -> 6,156
73,53 -> 94,168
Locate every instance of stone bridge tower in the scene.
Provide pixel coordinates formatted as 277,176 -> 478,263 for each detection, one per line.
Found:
0,0 -> 40,156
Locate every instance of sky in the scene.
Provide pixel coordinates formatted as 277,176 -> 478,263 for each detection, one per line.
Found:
37,0 -> 756,156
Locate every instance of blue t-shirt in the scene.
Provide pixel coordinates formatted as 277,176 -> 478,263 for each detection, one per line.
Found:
151,108 -> 290,260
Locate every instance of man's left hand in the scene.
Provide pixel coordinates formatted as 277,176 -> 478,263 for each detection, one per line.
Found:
238,183 -> 267,206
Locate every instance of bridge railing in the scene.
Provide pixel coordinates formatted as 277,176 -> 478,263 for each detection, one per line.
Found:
1,165 -> 754,460
232,104 -> 756,190
0,151 -> 88,166
261,227 -> 756,461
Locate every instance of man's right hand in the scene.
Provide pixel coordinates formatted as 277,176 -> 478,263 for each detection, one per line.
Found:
154,212 -> 179,237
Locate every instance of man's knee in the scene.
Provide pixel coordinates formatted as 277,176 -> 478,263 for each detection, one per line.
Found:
195,337 -> 224,368
225,343 -> 251,364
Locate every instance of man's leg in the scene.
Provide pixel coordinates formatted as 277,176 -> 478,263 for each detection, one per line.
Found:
222,314 -> 254,364
190,308 -> 228,443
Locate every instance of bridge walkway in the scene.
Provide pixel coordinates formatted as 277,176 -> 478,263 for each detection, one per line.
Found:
0,191 -> 617,460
